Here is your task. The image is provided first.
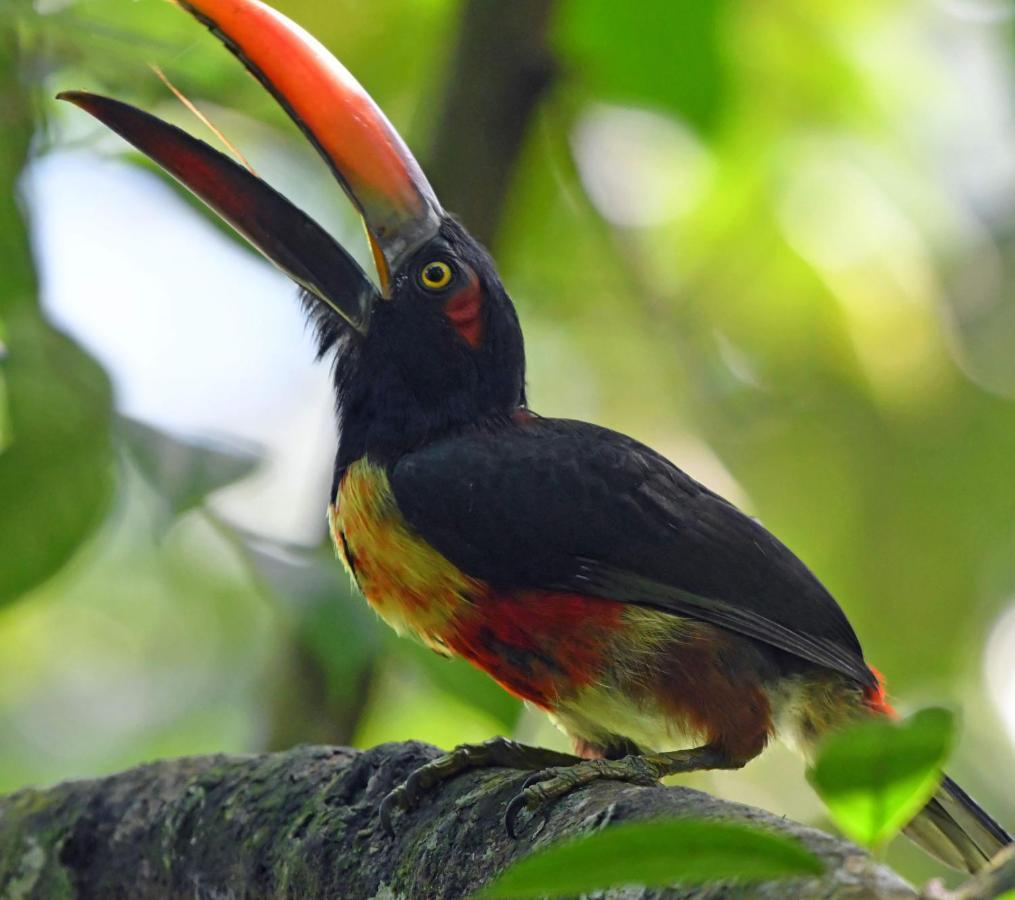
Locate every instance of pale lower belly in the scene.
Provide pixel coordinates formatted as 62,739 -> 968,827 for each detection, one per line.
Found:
548,682 -> 707,754
548,678 -> 863,768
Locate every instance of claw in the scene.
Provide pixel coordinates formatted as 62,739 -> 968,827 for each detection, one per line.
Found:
378,786 -> 406,836
504,790 -> 535,839
503,755 -> 671,839
402,767 -> 427,807
376,739 -> 575,835
504,772 -> 557,839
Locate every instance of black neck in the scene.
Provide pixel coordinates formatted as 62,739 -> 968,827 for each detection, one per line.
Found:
330,351 -> 523,496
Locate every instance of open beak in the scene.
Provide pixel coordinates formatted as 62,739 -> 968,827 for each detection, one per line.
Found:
58,0 -> 446,332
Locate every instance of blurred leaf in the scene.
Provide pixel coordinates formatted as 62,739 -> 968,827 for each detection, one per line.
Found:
244,540 -> 381,748
808,708 -> 955,850
0,18 -> 115,607
483,819 -> 823,898
32,0 -> 242,106
0,321 -> 114,606
405,642 -> 521,733
0,12 -> 35,312
119,416 -> 260,518
555,0 -> 731,133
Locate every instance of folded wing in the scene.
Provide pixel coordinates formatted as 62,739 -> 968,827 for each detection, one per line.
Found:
389,417 -> 876,689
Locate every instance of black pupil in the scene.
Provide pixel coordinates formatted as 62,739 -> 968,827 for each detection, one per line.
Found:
426,264 -> 446,284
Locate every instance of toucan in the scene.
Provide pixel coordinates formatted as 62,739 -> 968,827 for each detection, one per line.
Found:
60,0 -> 1011,873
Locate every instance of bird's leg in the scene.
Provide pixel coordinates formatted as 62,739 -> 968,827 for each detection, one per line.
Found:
504,744 -> 743,838
379,737 -> 580,834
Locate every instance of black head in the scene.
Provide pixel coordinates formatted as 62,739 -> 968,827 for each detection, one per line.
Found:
59,0 -> 528,489
320,217 -> 526,473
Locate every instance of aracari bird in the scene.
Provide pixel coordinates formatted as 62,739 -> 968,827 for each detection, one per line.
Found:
60,0 -> 1011,873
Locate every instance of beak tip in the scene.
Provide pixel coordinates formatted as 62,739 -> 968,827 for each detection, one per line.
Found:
56,90 -> 92,109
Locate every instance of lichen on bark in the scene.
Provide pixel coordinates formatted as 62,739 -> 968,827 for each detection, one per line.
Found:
0,741 -> 921,899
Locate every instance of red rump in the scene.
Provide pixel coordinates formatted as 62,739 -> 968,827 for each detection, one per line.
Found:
864,666 -> 896,718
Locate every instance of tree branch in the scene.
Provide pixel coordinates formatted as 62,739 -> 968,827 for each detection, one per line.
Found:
426,0 -> 557,247
0,742 -> 920,899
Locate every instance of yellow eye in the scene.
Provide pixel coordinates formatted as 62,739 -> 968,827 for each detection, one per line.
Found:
419,260 -> 453,291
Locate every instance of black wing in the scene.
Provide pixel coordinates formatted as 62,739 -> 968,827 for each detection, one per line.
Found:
389,417 -> 875,689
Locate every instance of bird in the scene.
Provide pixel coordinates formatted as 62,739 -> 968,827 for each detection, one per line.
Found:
60,0 -> 1011,874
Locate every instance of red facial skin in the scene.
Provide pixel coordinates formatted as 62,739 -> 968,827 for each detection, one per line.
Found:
444,277 -> 484,348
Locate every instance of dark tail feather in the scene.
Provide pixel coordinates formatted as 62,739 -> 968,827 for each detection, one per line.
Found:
904,775 -> 1011,873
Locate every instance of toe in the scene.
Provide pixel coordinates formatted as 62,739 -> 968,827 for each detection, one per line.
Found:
378,787 -> 406,836
402,767 -> 429,806
504,792 -> 526,839
520,767 -> 558,791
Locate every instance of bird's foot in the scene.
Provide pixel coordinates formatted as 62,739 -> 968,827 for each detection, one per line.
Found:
379,737 -> 578,835
503,745 -> 739,838
503,754 -> 665,838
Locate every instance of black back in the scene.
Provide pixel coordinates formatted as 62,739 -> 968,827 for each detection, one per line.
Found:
390,416 -> 876,688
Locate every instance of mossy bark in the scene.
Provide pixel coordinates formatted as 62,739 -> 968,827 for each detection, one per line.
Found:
0,741 -> 925,899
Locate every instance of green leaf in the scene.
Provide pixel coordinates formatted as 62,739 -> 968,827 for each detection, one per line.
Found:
0,320 -> 114,606
406,641 -> 521,733
119,416 -> 260,519
0,13 -> 116,607
808,707 -> 956,849
243,540 -> 382,748
555,0 -> 731,134
483,819 -> 823,898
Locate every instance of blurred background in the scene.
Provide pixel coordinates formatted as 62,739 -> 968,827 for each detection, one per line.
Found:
2,0 -> 1014,886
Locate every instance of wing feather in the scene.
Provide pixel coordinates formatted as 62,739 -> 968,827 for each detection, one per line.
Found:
390,417 -> 875,688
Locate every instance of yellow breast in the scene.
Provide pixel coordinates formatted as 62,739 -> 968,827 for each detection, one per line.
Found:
329,457 -> 477,651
